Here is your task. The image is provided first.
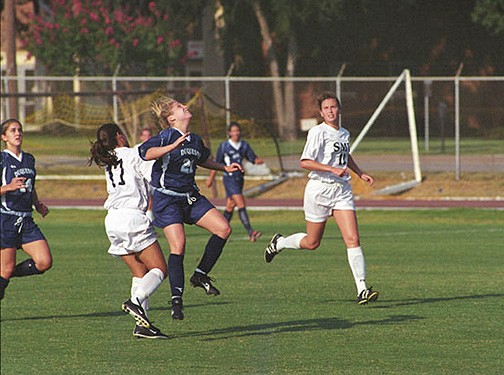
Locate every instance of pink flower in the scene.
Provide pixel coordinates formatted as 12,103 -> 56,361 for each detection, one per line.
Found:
148,2 -> 156,12
132,38 -> 139,47
89,13 -> 99,22
105,26 -> 113,36
156,36 -> 164,45
80,27 -> 89,34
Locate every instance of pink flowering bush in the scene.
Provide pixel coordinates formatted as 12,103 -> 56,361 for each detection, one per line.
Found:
21,0 -> 198,76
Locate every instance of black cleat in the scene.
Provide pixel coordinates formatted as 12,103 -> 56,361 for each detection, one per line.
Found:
357,287 -> 379,305
122,298 -> 151,328
171,298 -> 184,320
190,272 -> 220,296
264,233 -> 283,263
133,324 -> 169,339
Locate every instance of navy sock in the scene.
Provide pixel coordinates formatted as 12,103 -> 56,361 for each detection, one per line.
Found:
11,259 -> 43,277
238,208 -> 253,235
168,254 -> 185,299
197,235 -> 227,274
223,210 -> 233,222
0,277 -> 9,300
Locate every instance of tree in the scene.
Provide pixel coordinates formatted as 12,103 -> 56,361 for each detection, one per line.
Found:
4,0 -> 18,118
20,0 -> 206,76
472,0 -> 504,35
218,0 -> 344,140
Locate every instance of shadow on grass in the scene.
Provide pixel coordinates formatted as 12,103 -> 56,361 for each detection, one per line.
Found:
175,314 -> 422,341
0,301 -> 231,322
370,293 -> 504,309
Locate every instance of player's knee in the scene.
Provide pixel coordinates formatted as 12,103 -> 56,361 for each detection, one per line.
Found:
1,265 -> 15,279
36,258 -> 53,273
220,224 -> 232,239
304,239 -> 321,250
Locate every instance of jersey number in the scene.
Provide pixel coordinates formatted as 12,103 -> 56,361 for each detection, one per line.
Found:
338,153 -> 347,166
180,158 -> 194,174
107,159 -> 126,188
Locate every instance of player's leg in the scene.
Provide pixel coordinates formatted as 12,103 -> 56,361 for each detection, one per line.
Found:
162,223 -> 186,318
333,209 -> 378,304
14,239 -> 52,277
191,207 -> 231,295
232,193 -> 261,242
0,247 -> 16,299
223,197 -> 235,222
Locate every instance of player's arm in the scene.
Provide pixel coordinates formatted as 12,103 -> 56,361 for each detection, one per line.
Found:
200,157 -> 243,173
0,176 -> 27,195
300,159 -> 347,177
144,132 -> 190,161
206,170 -> 217,188
347,155 -> 374,185
32,188 -> 49,217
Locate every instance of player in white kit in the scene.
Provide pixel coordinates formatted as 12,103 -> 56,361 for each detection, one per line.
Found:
264,92 -> 379,305
89,123 -> 168,338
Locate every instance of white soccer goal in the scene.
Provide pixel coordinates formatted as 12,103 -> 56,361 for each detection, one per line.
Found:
350,69 -> 422,195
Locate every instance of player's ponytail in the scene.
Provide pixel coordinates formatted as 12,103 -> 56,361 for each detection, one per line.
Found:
88,123 -> 121,167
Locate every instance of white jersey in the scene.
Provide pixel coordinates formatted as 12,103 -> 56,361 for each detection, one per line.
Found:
103,146 -> 154,211
300,122 -> 351,184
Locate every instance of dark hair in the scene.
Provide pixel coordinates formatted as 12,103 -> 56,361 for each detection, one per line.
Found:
1,118 -> 22,136
88,123 -> 122,167
316,91 -> 341,110
227,121 -> 241,132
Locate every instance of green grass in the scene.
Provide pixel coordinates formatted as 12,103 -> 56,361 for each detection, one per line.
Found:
1,209 -> 503,374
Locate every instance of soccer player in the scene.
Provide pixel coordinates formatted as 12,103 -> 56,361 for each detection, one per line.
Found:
0,119 -> 52,300
206,122 -> 264,242
89,123 -> 168,339
139,96 -> 243,321
264,91 -> 379,305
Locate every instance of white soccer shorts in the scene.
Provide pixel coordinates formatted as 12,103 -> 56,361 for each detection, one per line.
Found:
105,208 -> 158,256
303,179 -> 355,223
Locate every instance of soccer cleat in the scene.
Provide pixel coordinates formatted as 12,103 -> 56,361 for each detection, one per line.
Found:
190,272 -> 220,296
357,287 -> 379,305
133,324 -> 169,339
171,298 -> 184,320
264,233 -> 283,263
122,298 -> 151,328
249,230 -> 262,243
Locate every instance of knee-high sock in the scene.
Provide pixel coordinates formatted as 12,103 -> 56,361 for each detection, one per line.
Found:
131,268 -> 164,306
131,277 -> 149,313
276,233 -> 306,250
223,210 -> 233,222
11,259 -> 43,277
197,235 -> 227,274
168,254 -> 185,299
238,208 -> 253,235
347,246 -> 367,294
0,277 -> 9,300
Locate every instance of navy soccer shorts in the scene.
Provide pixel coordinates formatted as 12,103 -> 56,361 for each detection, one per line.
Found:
1,214 -> 46,249
223,175 -> 245,197
152,190 -> 215,228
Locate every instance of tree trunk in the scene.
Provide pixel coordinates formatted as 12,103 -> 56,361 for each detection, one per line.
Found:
5,0 -> 19,119
283,35 -> 298,141
252,1 -> 286,138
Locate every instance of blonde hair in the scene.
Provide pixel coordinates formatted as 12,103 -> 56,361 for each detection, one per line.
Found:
150,96 -> 177,129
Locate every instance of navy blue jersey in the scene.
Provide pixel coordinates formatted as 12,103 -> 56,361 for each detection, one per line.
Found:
1,150 -> 36,213
215,140 -> 257,178
138,128 -> 210,193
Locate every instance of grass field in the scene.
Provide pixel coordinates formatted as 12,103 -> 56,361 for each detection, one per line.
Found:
1,209 -> 503,374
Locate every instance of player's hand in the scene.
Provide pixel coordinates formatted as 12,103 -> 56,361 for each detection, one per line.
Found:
7,177 -> 27,192
331,167 -> 348,177
206,177 -> 214,188
360,173 -> 374,186
34,200 -> 49,218
255,158 -> 264,165
224,162 -> 244,173
173,132 -> 190,148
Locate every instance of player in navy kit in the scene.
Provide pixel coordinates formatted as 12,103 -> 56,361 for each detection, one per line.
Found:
0,119 -> 52,300
264,92 -> 379,305
206,122 -> 264,242
139,96 -> 243,320
89,123 -> 169,339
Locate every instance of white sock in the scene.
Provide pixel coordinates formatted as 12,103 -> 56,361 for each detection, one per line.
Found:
277,233 -> 306,250
347,246 -> 367,294
131,268 -> 164,307
131,277 -> 149,314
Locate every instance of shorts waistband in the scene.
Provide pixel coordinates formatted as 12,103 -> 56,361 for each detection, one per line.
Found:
0,208 -> 32,217
107,208 -> 145,215
310,178 -> 343,187
156,188 -> 197,205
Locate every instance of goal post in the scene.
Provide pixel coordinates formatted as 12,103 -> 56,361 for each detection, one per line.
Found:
350,69 -> 422,195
